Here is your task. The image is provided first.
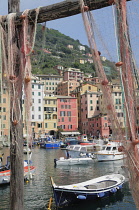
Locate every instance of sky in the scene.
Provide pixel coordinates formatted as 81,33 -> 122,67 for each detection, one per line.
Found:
0,0 -> 139,64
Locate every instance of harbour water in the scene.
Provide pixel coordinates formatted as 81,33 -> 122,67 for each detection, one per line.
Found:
0,146 -> 137,210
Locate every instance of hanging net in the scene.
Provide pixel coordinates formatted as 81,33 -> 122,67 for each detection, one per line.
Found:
0,8 -> 39,154
80,0 -> 139,208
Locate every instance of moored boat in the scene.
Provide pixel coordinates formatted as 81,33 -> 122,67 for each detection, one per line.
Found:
54,156 -> 94,166
0,157 -> 35,185
96,142 -> 125,161
51,173 -> 125,207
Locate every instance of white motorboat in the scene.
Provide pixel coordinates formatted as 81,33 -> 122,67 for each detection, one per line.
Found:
96,142 -> 125,161
51,173 -> 125,207
54,156 -> 94,166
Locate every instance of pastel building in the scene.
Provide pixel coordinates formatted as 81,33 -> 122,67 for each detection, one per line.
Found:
27,76 -> 44,139
72,83 -> 98,130
36,74 -> 63,95
43,94 -> 57,135
57,96 -> 78,131
88,114 -> 110,138
80,91 -> 101,135
63,68 -> 84,82
57,80 -> 80,96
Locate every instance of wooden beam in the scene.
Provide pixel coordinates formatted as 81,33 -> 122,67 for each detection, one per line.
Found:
2,0 -> 130,25
8,1 -> 24,210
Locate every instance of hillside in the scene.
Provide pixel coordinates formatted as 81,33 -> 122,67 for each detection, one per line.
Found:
32,24 -> 117,78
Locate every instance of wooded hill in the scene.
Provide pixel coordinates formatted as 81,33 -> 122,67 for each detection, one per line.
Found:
32,24 -> 117,78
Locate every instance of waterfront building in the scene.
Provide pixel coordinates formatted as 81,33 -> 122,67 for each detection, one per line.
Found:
57,96 -> 78,132
57,80 -> 80,96
71,83 -> 98,131
23,76 -> 44,139
80,91 -> 101,135
43,94 -> 57,136
36,74 -> 63,95
88,114 -> 110,138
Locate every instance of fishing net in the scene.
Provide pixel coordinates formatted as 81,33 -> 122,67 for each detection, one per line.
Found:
0,8 -> 39,152
80,0 -> 139,208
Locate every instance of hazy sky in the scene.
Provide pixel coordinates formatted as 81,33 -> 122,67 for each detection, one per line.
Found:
0,0 -> 139,64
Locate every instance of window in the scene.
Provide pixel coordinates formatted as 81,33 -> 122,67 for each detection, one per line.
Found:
67,111 -> 71,116
38,123 -> 42,128
3,108 -> 6,112
104,123 -> 107,127
38,107 -> 41,111
97,106 -> 99,110
54,123 -> 56,128
32,92 -> 34,95
31,122 -> 36,126
3,98 -> 6,103
32,84 -> 34,88
90,106 -> 93,110
3,115 -> 6,120
62,117 -> 64,122
60,111 -> 65,116
90,100 -> 93,104
68,125 -> 72,129
45,114 -> 51,119
32,99 -> 34,103
38,99 -> 41,103
61,125 -> 65,129
38,115 -> 41,119
45,123 -> 47,128
32,115 -> 34,119
38,92 -> 41,96
38,85 -> 41,89
69,117 -> 71,122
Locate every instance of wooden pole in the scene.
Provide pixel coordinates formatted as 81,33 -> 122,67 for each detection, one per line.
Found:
8,1 -> 24,210
3,0 -> 131,26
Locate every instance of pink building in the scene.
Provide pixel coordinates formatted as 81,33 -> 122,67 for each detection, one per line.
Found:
81,91 -> 101,135
63,68 -> 84,82
88,114 -> 110,138
57,96 -> 78,131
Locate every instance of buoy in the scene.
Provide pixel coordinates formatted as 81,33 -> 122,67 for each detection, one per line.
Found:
20,15 -> 26,20
12,120 -> 18,126
83,6 -> 89,12
25,76 -> 31,83
101,80 -> 108,85
115,61 -> 123,67
9,75 -> 16,80
107,104 -> 112,110
118,146 -> 124,152
108,0 -> 115,5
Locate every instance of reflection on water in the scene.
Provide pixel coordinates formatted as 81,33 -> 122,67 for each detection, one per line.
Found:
0,147 -> 137,210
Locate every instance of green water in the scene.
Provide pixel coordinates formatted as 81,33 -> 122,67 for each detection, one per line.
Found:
0,147 -> 136,210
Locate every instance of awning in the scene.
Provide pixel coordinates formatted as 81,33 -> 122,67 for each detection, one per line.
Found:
61,132 -> 80,135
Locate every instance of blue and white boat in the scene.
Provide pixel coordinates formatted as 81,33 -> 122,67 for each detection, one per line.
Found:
51,173 -> 125,207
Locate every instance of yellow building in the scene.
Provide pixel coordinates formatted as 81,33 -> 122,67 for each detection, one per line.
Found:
43,95 -> 57,135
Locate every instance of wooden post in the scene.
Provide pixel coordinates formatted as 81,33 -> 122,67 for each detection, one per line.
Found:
8,1 -> 24,210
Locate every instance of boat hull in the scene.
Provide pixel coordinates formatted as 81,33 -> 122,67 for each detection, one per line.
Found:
0,165 -> 35,185
55,157 -> 93,166
51,174 -> 125,207
96,153 -> 124,161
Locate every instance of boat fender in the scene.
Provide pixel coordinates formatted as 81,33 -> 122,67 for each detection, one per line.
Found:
110,188 -> 117,193
117,184 -> 122,190
97,192 -> 105,197
77,195 -> 86,200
